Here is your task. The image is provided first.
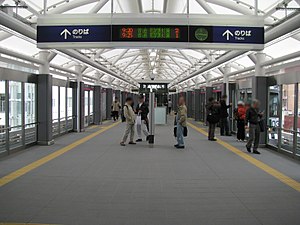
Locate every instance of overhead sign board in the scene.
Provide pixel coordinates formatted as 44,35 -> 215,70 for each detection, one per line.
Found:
37,14 -> 264,50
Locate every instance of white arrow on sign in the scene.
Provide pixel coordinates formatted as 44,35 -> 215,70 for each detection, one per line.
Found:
60,28 -> 71,40
222,29 -> 234,41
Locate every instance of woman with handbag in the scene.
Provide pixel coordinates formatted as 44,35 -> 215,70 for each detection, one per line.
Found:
206,97 -> 220,141
174,96 -> 187,149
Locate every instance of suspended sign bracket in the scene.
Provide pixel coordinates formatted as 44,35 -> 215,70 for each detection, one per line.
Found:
37,14 -> 264,50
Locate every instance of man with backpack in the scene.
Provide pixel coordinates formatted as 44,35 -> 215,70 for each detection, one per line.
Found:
120,97 -> 136,146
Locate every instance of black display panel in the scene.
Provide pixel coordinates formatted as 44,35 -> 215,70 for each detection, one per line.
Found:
112,25 -> 188,42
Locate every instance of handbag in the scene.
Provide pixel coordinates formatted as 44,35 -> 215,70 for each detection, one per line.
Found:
136,115 -> 142,126
183,127 -> 188,137
258,119 -> 265,132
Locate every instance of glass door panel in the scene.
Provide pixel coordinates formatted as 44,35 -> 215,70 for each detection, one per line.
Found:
297,84 -> 300,156
67,87 -> 73,131
52,86 -> 59,136
9,81 -> 22,150
89,90 -> 94,124
267,85 -> 280,147
60,87 -> 66,133
24,83 -> 36,145
0,81 -> 6,153
84,91 -> 89,127
281,84 -> 295,153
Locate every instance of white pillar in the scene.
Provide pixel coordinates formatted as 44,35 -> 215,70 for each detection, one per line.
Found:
255,51 -> 266,76
39,51 -> 50,74
223,64 -> 231,104
206,73 -> 213,87
95,72 -> 102,85
75,64 -> 82,132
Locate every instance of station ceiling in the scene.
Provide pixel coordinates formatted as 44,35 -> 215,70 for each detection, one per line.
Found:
0,0 -> 300,90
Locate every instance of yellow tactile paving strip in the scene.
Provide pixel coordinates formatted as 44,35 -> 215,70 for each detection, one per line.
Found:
0,122 -> 120,187
187,121 -> 300,192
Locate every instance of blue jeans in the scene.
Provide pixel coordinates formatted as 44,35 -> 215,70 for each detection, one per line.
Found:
177,123 -> 184,147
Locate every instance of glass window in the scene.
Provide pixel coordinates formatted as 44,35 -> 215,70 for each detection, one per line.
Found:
297,84 -> 300,156
0,81 -> 6,153
24,83 -> 36,126
67,88 -> 73,118
9,81 -> 23,150
9,81 -> 22,130
52,86 -> 59,121
89,90 -> 94,124
24,83 -> 36,145
281,84 -> 295,153
268,85 -> 280,147
84,91 -> 89,117
89,90 -> 93,114
60,87 -> 66,121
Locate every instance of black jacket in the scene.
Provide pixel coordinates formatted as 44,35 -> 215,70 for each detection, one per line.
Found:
206,102 -> 220,116
136,102 -> 149,121
219,100 -> 230,118
246,107 -> 262,125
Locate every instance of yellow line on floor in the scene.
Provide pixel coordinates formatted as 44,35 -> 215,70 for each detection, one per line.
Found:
86,125 -> 98,130
0,122 -> 120,187
0,223 -> 59,225
187,122 -> 300,193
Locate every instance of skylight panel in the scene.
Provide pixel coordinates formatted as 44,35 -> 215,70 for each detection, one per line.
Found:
264,37 -> 300,58
0,36 -> 39,56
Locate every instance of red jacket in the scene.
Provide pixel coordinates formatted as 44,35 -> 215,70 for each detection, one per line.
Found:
237,105 -> 246,120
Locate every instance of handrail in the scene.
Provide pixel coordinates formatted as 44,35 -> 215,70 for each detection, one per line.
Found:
0,122 -> 38,131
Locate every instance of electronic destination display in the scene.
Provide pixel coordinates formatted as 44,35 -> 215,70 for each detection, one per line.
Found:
112,25 -> 188,42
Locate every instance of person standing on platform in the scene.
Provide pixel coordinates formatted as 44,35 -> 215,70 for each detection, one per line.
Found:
120,97 -> 136,146
135,95 -> 150,142
175,96 -> 187,149
245,99 -> 263,154
168,98 -> 172,114
206,97 -> 220,141
219,94 -> 232,136
111,97 -> 121,121
235,101 -> 246,142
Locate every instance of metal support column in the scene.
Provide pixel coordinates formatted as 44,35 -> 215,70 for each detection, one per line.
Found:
106,88 -> 113,120
194,89 -> 201,121
223,64 -> 231,104
37,51 -> 53,145
148,92 -> 155,145
253,51 -> 267,145
94,85 -> 102,125
75,64 -> 84,132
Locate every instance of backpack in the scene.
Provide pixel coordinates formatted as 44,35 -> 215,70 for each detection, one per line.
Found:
121,105 -> 128,122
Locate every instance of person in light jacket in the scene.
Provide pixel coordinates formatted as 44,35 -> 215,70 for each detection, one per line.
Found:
111,97 -> 121,121
120,97 -> 136,146
175,96 -> 187,149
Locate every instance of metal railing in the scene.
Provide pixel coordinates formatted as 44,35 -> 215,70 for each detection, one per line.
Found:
0,122 -> 38,154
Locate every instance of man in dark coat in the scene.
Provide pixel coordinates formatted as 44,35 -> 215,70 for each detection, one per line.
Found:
135,95 -> 149,142
219,94 -> 232,136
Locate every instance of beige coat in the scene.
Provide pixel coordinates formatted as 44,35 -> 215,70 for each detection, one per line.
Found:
124,103 -> 136,124
177,105 -> 187,127
111,101 -> 121,111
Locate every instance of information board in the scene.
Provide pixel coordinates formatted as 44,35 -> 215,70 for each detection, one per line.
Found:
37,14 -> 265,50
112,25 -> 188,42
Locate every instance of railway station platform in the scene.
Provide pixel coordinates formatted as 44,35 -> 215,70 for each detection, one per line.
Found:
0,119 -> 299,225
